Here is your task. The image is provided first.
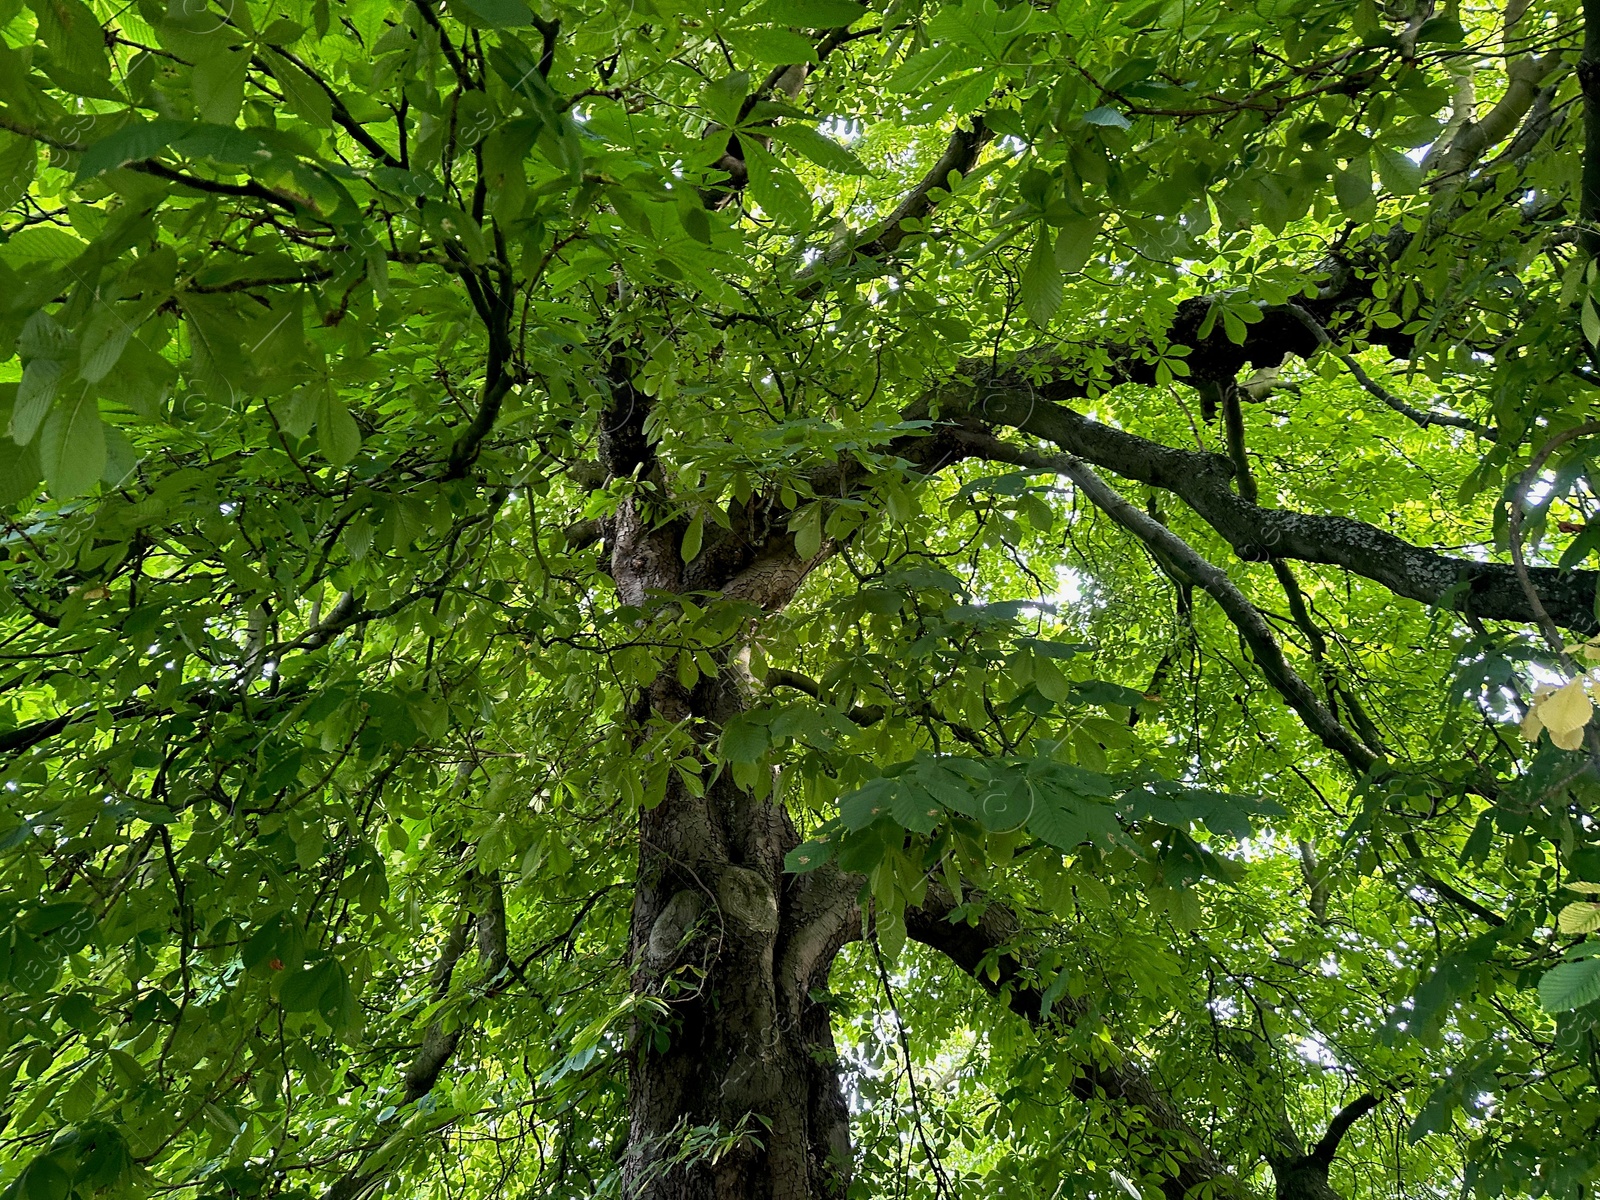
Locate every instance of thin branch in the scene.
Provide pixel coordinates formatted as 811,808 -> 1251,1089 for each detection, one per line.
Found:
910,378 -> 1600,633
904,885 -> 1244,1200
260,46 -> 403,168
1506,422 -> 1600,658
411,0 -> 474,90
1284,305 -> 1495,437
798,114 -> 991,287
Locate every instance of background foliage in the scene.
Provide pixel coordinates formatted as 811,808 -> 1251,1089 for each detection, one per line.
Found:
1,0 -> 1599,1196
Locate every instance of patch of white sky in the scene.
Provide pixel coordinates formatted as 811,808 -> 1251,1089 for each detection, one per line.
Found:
819,115 -> 863,143
1295,1033 -> 1341,1068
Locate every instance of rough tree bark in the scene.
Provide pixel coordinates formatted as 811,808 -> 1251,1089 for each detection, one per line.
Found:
605,357 -> 853,1200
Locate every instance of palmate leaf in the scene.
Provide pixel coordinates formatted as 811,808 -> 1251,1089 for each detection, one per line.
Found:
747,0 -> 867,28
830,750 -> 1254,860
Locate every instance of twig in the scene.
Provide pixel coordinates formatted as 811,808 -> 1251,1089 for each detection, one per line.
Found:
1284,304 -> 1495,437
1506,422 -> 1600,659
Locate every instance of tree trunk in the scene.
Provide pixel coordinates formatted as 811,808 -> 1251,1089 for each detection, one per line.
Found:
621,706 -> 854,1200
605,477 -> 853,1199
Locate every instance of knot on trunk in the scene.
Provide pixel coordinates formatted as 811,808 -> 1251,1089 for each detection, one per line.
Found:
646,889 -> 705,967
716,865 -> 779,935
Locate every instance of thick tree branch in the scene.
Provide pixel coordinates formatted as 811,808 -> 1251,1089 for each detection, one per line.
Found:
1307,1093 -> 1379,1169
766,668 -> 884,725
1431,50 -> 1563,182
401,911 -> 473,1104
931,380 -> 1600,633
798,115 -> 991,287
952,429 -> 1381,775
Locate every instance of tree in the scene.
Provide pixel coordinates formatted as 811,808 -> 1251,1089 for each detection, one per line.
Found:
2,0 -> 1600,1196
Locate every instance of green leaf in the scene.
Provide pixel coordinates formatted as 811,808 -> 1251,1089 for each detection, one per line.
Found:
700,71 -> 751,128
1374,146 -> 1423,195
888,45 -> 961,94
13,360 -> 63,445
27,0 -> 108,78
1032,654 -> 1072,702
279,958 -> 339,1012
265,51 -> 333,128
681,514 -> 704,562
720,716 -> 769,765
747,0 -> 865,28
679,199 -> 712,244
1539,955 -> 1600,1012
262,19 -> 306,43
39,385 -> 105,497
0,225 -> 87,269
1415,16 -> 1464,42
1334,159 -> 1373,216
1082,106 -> 1131,129
316,396 -> 361,465
0,436 -> 41,506
1021,228 -> 1062,327
764,123 -> 869,175
840,777 -> 897,829
792,504 -> 823,559
1585,299 -> 1600,349
78,306 -> 133,383
784,837 -> 837,873
456,0 -> 536,25
21,1155 -> 70,1200
1053,214 -> 1100,274
56,991 -> 100,1032
192,48 -> 251,127
75,118 -> 191,180
0,134 -> 37,212
724,28 -> 820,64
975,778 -> 1032,830
1028,795 -> 1117,851
889,785 -> 943,833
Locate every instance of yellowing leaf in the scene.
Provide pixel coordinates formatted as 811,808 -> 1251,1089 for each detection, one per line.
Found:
1552,723 -> 1586,751
1536,679 -> 1592,736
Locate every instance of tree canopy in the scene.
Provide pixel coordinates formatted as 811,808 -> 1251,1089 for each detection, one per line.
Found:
2,0 -> 1600,1196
